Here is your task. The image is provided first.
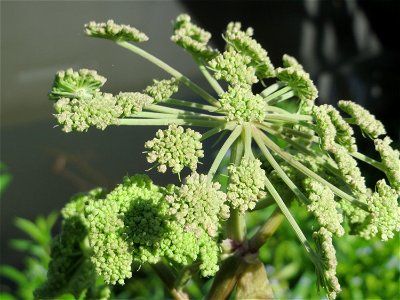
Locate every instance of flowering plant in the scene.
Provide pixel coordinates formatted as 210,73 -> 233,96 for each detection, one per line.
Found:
34,14 -> 399,299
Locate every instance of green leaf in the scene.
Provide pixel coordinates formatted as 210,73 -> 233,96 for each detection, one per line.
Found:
0,265 -> 26,285
0,293 -> 17,300
235,259 -> 274,300
0,162 -> 12,195
57,293 -> 76,300
14,217 -> 48,245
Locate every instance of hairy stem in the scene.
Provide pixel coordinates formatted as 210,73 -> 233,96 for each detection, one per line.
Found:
117,41 -> 219,107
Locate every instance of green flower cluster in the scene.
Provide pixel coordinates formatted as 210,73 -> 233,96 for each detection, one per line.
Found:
224,22 -> 275,79
304,178 -> 344,236
85,175 -> 221,285
338,100 -> 386,138
208,48 -> 258,87
49,68 -> 106,101
219,86 -> 265,123
144,77 -> 179,102
165,172 -> 229,237
85,20 -> 149,42
144,124 -> 204,174
313,227 -> 341,300
374,137 -> 400,192
35,189 -> 106,299
171,14 -> 216,60
227,157 -> 267,213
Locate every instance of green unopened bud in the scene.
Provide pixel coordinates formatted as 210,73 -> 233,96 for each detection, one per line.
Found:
338,100 -> 386,139
227,157 -> 267,213
171,14 -> 217,60
144,78 -> 179,102
144,124 -> 204,174
49,68 -> 106,101
224,22 -> 275,79
85,20 -> 148,42
282,54 -> 304,70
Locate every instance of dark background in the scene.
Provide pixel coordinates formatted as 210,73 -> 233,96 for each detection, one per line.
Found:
1,0 -> 399,279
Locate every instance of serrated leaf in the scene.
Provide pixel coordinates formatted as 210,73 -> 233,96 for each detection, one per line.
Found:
236,259 -> 274,300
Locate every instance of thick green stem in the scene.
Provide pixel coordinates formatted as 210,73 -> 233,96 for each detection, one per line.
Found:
243,123 -> 253,158
248,208 -> 285,251
118,118 -> 224,127
152,262 -> 189,300
117,41 -> 219,107
205,255 -> 246,300
226,134 -> 246,243
194,56 -> 225,96
207,125 -> 242,179
350,151 -> 385,171
252,127 -> 311,205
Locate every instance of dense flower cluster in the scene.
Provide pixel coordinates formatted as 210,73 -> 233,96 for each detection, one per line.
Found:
227,157 -> 267,213
374,137 -> 400,192
171,14 -> 216,59
85,20 -> 149,42
49,68 -> 106,101
144,78 -> 179,102
165,172 -> 229,237
144,124 -> 204,174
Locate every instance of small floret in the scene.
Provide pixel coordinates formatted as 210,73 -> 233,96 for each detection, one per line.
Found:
85,20 -> 149,42
171,14 -> 217,60
144,124 -> 204,174
282,54 -> 304,70
304,178 -> 344,236
374,137 -> 400,192
219,86 -> 265,123
49,68 -> 106,101
115,92 -> 154,116
227,157 -> 267,213
208,48 -> 258,87
54,93 -> 122,132
358,179 -> 400,241
144,78 -> 179,102
277,66 -> 318,113
165,172 -> 229,237
338,100 -> 386,139
313,227 -> 341,300
224,22 -> 275,79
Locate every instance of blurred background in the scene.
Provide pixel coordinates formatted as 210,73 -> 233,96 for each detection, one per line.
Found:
1,0 -> 399,298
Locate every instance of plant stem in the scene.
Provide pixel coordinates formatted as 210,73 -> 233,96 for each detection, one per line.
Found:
152,262 -> 189,300
164,98 -> 218,113
118,118 -> 224,127
260,82 -> 286,97
248,208 -> 284,251
194,56 -> 225,96
226,133 -> 246,243
252,127 -> 311,205
207,125 -> 242,179
243,123 -> 253,158
264,113 -> 312,123
267,90 -> 295,105
350,151 -> 385,171
264,86 -> 292,102
200,123 -> 235,141
117,41 -> 220,107
258,129 -> 369,211
205,255 -> 246,300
